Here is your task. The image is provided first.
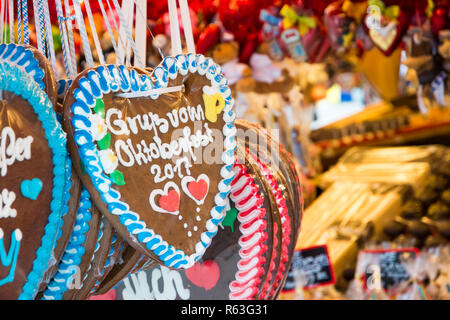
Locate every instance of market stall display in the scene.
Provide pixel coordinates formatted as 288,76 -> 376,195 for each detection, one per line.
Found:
0,0 -> 449,300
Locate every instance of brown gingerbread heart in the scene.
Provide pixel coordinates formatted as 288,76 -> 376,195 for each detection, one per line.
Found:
62,54 -> 236,269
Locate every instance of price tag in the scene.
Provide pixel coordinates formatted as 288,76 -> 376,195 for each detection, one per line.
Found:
283,245 -> 336,291
360,248 -> 419,290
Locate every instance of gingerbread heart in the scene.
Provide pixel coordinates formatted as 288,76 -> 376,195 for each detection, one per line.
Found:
63,54 -> 236,269
0,45 -> 67,300
364,10 -> 410,56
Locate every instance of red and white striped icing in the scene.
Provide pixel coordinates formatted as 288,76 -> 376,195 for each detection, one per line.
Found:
249,152 -> 291,299
228,163 -> 268,300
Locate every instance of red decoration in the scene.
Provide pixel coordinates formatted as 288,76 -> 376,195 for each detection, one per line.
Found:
159,189 -> 180,213
187,179 -> 208,202
196,23 -> 221,54
185,260 -> 221,291
431,7 -> 449,38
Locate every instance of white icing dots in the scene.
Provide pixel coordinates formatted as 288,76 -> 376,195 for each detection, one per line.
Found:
196,207 -> 200,213
178,215 -> 183,221
196,216 -> 201,222
194,226 -> 198,232
183,223 -> 188,229
187,231 -> 192,237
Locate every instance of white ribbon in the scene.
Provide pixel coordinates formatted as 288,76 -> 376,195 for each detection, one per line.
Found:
97,0 -> 118,64
168,0 -> 182,55
8,0 -> 13,43
116,85 -> 184,98
134,0 -> 147,68
178,0 -> 196,54
84,0 -> 105,65
73,0 -> 94,67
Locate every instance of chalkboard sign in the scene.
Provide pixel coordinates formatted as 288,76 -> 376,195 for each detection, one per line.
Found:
360,248 -> 419,290
283,245 -> 336,291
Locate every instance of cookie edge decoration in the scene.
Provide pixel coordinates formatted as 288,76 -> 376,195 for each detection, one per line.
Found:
42,188 -> 94,300
69,53 -> 237,269
0,44 -> 46,90
0,58 -> 67,300
228,163 -> 268,300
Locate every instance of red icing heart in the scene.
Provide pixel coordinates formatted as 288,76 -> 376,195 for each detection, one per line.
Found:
187,179 -> 208,201
185,260 -> 220,291
159,189 -> 180,213
89,289 -> 116,300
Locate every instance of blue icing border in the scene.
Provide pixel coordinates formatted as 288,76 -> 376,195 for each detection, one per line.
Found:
41,188 -> 93,300
0,57 -> 67,300
55,156 -> 73,244
57,79 -> 73,100
90,233 -> 118,294
0,43 -> 46,90
69,53 -> 237,269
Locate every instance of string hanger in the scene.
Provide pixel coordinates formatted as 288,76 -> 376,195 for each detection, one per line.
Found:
117,0 -> 196,98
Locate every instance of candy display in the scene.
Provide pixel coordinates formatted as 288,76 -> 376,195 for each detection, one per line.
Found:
0,0 -> 449,302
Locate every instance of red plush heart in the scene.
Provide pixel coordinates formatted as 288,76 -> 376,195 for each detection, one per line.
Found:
185,260 -> 220,291
188,179 -> 208,201
159,189 -> 180,213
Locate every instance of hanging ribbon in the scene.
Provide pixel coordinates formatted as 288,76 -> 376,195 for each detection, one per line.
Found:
168,0 -> 182,55
368,0 -> 400,21
8,0 -> 14,43
73,0 -> 94,67
97,0 -> 119,64
280,5 -> 316,36
42,0 -> 58,76
64,0 -> 77,75
134,0 -> 147,67
17,0 -> 21,43
84,0 -> 106,65
111,0 -> 142,67
55,0 -> 74,78
178,0 -> 196,54
22,0 -> 29,44
32,0 -> 46,54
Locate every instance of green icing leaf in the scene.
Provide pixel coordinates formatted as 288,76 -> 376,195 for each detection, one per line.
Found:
94,99 -> 105,118
97,133 -> 111,150
110,170 -> 125,186
221,208 -> 238,232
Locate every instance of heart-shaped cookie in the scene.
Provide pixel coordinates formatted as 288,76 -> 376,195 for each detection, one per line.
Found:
115,159 -> 273,300
364,11 -> 410,56
41,188 -> 101,300
63,54 -> 236,269
0,45 -> 67,300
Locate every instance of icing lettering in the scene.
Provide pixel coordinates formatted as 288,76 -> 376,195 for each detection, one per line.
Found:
0,228 -> 22,286
0,189 -> 17,219
0,127 -> 34,177
105,105 -> 205,139
114,124 -> 212,183
121,267 -> 190,300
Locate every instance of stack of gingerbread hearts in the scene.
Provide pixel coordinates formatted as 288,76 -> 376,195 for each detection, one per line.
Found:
112,119 -> 304,300
0,40 -> 302,300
